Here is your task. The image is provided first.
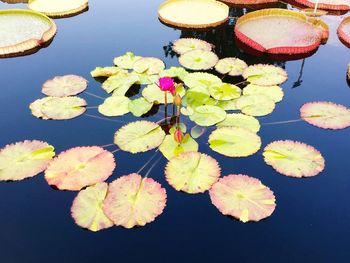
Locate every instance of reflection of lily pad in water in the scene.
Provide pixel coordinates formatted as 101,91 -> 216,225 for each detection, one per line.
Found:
0,9 -> 56,58
158,0 -> 229,29
293,0 -> 350,11
235,9 -> 328,55
28,0 -> 89,18
337,17 -> 350,48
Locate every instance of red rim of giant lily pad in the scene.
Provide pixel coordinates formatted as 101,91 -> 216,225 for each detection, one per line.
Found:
219,0 -> 278,6
234,8 -> 329,56
337,17 -> 350,48
0,9 -> 56,58
291,0 -> 350,11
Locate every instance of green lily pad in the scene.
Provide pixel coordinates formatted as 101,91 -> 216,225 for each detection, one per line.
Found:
209,83 -> 241,101
98,96 -> 130,117
159,67 -> 188,81
216,113 -> 260,133
243,64 -> 288,86
172,38 -> 212,55
113,52 -> 142,69
235,94 -> 275,117
133,57 -> 165,75
114,121 -> 166,154
90,66 -> 127,78
215,57 -> 248,76
216,99 -> 239,111
243,84 -> 284,103
184,72 -> 222,90
159,134 -> 198,160
128,97 -> 153,117
133,72 -> 159,85
142,83 -> 185,104
102,73 -> 139,94
185,86 -> 211,107
179,50 -> 218,70
189,105 -> 226,126
209,127 -> 261,157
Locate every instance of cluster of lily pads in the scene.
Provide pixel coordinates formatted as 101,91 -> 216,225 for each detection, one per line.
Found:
1,36 -> 350,232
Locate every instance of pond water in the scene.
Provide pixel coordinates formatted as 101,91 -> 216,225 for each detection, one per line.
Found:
0,0 -> 350,262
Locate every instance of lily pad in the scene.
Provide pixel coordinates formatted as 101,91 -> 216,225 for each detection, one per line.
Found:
158,0 -> 229,29
0,9 -> 56,58
189,105 -> 226,126
71,182 -> 114,232
185,86 -> 211,107
30,96 -> 87,120
235,94 -> 275,116
165,152 -> 221,194
215,57 -> 248,76
90,66 -> 127,78
300,101 -> 350,130
128,97 -> 153,117
209,174 -> 276,222
338,17 -> 350,47
142,83 -> 185,104
114,121 -> 166,154
172,38 -> 212,54
133,57 -> 165,75
243,64 -> 288,86
133,72 -> 159,85
28,0 -> 89,18
102,73 -> 139,94
243,84 -> 284,103
184,72 -> 222,89
159,66 -> 188,81
45,146 -> 116,191
216,113 -> 260,133
42,75 -> 87,97
98,96 -> 130,117
113,52 -> 142,69
209,127 -> 261,157
179,50 -> 218,70
263,140 -> 325,178
0,140 -> 55,181
209,83 -> 241,101
102,173 -> 167,228
159,134 -> 199,160
294,0 -> 350,11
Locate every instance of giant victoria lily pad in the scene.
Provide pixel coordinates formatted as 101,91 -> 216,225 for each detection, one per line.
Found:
0,9 -> 56,58
338,17 -> 350,48
28,0 -> 89,18
158,0 -> 229,29
292,0 -> 350,11
235,9 -> 328,55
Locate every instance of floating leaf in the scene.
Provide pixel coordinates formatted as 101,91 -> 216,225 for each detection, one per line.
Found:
28,0 -> 88,17
243,84 -> 284,103
142,84 -> 185,104
294,0 -> 350,11
209,127 -> 261,157
128,97 -> 153,117
42,75 -> 87,97
90,66 -> 127,78
217,99 -> 239,110
338,17 -> 350,47
102,173 -> 167,228
243,64 -> 288,86
184,72 -> 222,89
159,66 -> 188,81
158,0 -> 229,29
0,9 -> 56,58
169,123 -> 187,134
189,105 -> 226,126
190,125 -> 206,139
179,50 -> 218,70
209,174 -> 276,222
30,96 -> 87,120
133,72 -> 159,85
0,140 -> 55,181
209,83 -> 241,101
185,86 -> 211,107
216,113 -> 260,133
133,57 -> 165,75
215,57 -> 248,76
172,38 -> 212,54
71,182 -> 114,232
235,94 -> 275,117
263,140 -> 325,178
102,73 -> 139,94
159,134 -> 198,160
235,9 -> 328,55
302,8 -> 328,17
300,101 -> 350,130
113,52 -> 142,69
114,121 -> 166,154
98,96 -> 130,117
165,152 -> 221,194
45,146 -> 116,191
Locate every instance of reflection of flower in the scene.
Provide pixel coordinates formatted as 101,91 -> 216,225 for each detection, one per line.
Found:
158,77 -> 175,95
174,128 -> 184,143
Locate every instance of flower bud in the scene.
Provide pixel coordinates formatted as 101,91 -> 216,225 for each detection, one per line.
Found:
174,94 -> 182,107
174,128 -> 184,143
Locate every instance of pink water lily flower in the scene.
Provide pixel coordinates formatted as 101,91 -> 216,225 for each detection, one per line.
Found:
174,128 -> 184,144
158,77 -> 175,95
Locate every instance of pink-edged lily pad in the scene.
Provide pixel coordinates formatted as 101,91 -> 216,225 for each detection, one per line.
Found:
300,101 -> 350,130
45,146 -> 116,191
42,75 -> 88,97
292,0 -> 350,11
209,174 -> 276,222
263,140 -> 325,178
102,173 -> 167,229
338,17 -> 350,48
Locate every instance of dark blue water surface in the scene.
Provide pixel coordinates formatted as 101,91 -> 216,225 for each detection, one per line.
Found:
1,1 -> 350,262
